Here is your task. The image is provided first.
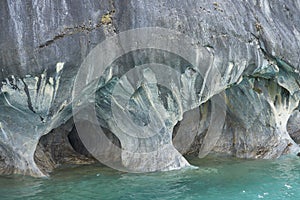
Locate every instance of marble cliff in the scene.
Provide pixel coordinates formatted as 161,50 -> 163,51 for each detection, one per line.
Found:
0,0 -> 300,176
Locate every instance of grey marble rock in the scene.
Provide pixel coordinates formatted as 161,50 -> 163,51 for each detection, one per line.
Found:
288,110 -> 300,144
0,0 -> 300,176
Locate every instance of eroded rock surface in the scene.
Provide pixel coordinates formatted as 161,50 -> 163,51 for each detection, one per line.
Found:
0,0 -> 300,176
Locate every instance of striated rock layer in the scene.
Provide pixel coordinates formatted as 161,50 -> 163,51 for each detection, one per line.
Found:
0,0 -> 300,176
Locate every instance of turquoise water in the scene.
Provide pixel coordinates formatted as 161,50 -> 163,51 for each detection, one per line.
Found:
1,157 -> 300,200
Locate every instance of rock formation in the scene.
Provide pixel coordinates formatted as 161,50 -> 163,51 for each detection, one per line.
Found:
0,0 -> 300,176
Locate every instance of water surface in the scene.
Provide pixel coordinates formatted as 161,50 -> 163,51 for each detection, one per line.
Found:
1,156 -> 299,199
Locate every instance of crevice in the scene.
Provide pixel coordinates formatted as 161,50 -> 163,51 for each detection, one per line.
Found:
38,24 -> 99,49
20,78 -> 36,114
38,9 -> 116,49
